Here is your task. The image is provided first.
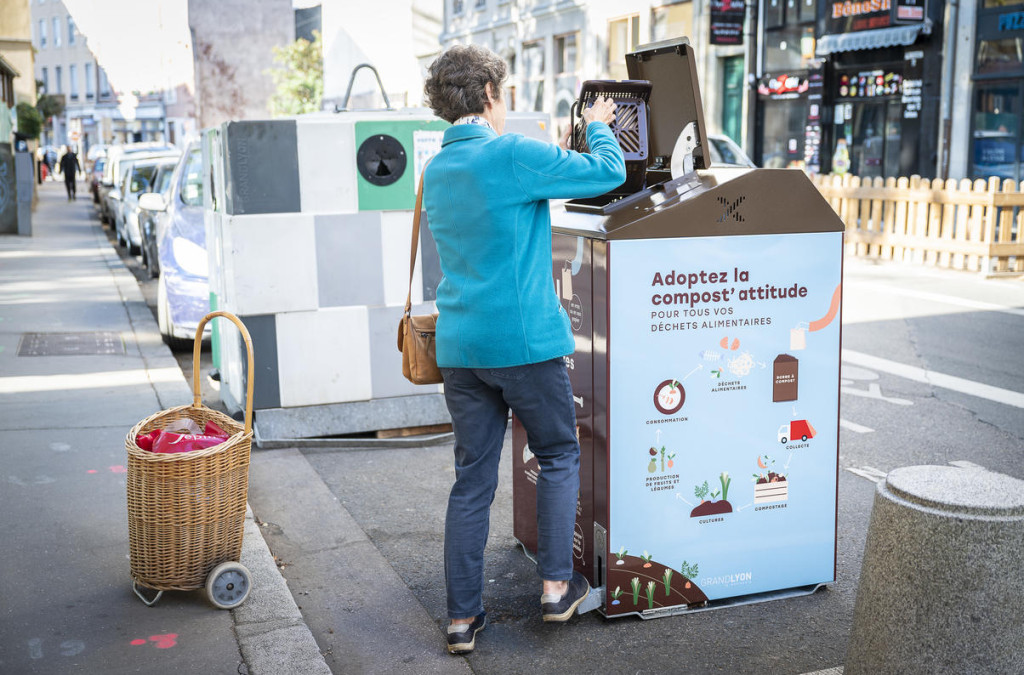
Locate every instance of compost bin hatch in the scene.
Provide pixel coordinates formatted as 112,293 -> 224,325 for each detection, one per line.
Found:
565,37 -> 709,214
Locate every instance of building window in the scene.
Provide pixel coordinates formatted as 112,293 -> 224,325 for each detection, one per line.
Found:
764,24 -> 816,71
55,65 -> 62,93
99,68 -> 110,98
39,19 -> 46,48
41,66 -> 49,93
521,40 -> 545,112
970,82 -> 1023,182
68,16 -> 76,45
608,15 -> 640,79
475,0 -> 485,8
53,17 -> 61,47
452,0 -> 464,15
70,64 -> 78,100
977,37 -> 1024,76
85,62 -> 94,98
555,33 -> 577,74
651,2 -> 693,43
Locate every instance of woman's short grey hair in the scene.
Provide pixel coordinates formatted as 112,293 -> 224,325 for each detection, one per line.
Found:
424,44 -> 508,123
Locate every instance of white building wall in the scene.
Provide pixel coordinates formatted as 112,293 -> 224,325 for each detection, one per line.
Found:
321,0 -> 441,110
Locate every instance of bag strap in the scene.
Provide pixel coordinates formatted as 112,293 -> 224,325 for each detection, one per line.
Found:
405,161 -> 430,317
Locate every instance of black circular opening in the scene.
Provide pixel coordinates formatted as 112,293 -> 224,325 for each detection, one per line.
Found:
356,134 -> 407,186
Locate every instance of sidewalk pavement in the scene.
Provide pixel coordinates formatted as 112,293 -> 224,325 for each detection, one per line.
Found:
0,182 -> 329,674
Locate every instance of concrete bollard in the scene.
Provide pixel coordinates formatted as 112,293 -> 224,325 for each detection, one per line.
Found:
845,465 -> 1024,675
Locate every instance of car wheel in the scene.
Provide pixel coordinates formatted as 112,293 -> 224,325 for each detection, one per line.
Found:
157,274 -> 192,352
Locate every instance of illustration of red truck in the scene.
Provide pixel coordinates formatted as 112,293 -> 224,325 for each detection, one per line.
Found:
778,419 -> 816,443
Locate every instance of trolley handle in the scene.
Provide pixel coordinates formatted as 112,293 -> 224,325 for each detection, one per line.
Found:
192,311 -> 254,435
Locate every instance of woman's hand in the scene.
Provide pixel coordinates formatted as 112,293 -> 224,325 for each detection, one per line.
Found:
582,96 -> 617,127
558,126 -> 572,150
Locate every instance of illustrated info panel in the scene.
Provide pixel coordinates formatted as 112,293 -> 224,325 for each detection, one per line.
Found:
606,231 -> 842,611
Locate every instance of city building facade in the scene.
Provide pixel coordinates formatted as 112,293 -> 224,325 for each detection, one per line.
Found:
29,0 -> 156,152
968,0 -> 1024,182
1,0 -> 36,144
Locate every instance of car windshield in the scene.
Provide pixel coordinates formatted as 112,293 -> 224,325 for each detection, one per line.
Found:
711,138 -> 741,165
154,163 -> 177,195
129,164 -> 160,195
179,149 -> 203,207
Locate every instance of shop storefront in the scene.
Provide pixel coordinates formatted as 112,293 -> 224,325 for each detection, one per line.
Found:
971,0 -> 1024,181
755,0 -> 820,170
813,0 -> 942,178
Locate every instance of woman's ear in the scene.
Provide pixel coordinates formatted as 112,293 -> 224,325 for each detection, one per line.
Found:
485,82 -> 498,106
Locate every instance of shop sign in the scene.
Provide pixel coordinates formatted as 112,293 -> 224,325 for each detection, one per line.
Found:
894,0 -> 925,22
902,51 -> 923,120
836,70 -> 903,98
999,11 -> 1024,32
804,71 -> 824,174
758,74 -> 810,99
826,0 -> 892,33
710,0 -> 746,45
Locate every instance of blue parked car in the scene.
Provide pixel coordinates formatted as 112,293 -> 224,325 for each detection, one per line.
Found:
137,142 -> 210,350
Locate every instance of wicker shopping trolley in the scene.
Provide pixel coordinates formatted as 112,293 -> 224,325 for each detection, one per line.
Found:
126,311 -> 255,609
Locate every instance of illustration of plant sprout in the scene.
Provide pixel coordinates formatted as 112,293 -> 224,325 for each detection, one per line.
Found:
720,472 -> 731,501
630,577 -> 641,605
662,568 -> 673,596
640,550 -> 653,568
614,545 -> 627,565
611,586 -> 623,606
679,560 -> 699,588
645,580 -> 656,609
694,480 -> 710,502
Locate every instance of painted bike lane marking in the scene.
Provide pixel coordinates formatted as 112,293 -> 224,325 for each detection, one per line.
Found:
842,349 -> 1024,410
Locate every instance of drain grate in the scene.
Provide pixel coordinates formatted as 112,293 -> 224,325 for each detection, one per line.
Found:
18,332 -> 126,356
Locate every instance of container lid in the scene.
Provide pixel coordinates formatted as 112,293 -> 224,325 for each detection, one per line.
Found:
625,38 -> 709,171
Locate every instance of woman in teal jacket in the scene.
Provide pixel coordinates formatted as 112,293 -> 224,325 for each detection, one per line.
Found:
423,44 -> 625,655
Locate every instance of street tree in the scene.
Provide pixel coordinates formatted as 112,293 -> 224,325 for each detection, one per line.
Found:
267,31 -> 323,117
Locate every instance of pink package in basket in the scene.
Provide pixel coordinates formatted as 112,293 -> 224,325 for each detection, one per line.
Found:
137,421 -> 231,454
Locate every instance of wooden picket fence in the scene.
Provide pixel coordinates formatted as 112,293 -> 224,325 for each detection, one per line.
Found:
810,174 -> 1024,275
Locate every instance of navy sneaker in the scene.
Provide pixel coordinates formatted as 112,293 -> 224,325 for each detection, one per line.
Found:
541,571 -> 590,622
446,613 -> 486,654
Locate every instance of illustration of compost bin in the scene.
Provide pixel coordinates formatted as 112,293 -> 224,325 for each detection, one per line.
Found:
512,38 -> 844,618
202,69 -> 552,443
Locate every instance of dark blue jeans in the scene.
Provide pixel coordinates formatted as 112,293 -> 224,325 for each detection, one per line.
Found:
440,358 -> 580,619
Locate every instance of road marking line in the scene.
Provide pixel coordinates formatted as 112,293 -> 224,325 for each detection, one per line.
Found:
855,282 -> 1024,318
840,418 -> 874,433
841,350 -> 1024,409
948,460 -> 985,470
846,466 -> 887,483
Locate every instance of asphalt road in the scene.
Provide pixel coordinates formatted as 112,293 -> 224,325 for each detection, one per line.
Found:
244,257 -> 1023,674
113,216 -> 1024,673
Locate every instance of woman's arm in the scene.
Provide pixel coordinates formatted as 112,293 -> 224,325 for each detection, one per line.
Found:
513,119 -> 626,202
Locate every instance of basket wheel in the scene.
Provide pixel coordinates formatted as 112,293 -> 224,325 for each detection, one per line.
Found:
205,561 -> 251,610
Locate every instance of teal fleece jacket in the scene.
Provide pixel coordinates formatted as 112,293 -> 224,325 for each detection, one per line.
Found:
422,121 -> 626,368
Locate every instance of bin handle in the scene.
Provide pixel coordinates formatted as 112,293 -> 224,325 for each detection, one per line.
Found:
192,311 -> 254,435
337,63 -> 393,112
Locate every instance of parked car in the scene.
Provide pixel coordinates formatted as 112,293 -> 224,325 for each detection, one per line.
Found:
138,160 -> 180,278
115,155 -> 180,255
103,148 -> 179,238
90,157 -> 106,204
97,143 -> 176,224
707,134 -> 757,168
136,143 -> 209,350
85,143 -> 107,174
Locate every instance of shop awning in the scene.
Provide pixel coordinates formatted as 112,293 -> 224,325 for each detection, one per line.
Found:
816,21 -> 931,56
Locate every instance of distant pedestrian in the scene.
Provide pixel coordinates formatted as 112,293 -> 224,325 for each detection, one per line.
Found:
422,44 -> 624,655
59,146 -> 82,200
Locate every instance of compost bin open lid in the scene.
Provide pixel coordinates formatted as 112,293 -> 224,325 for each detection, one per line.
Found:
625,38 -> 709,172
